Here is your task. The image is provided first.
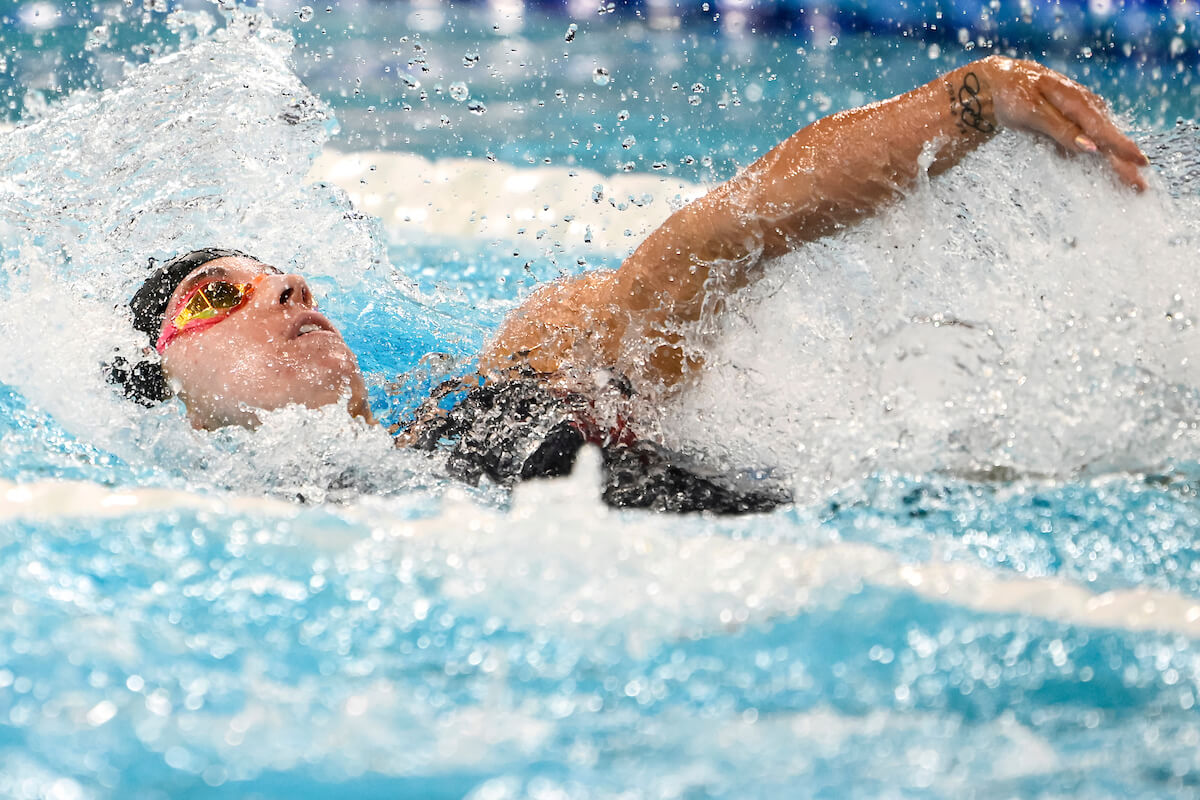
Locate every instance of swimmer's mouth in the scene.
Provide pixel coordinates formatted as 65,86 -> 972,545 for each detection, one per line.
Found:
291,312 -> 336,339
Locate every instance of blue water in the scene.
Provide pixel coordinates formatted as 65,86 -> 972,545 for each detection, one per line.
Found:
2,2 -> 1200,798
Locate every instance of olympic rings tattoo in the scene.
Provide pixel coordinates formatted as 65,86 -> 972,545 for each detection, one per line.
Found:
947,71 -> 996,134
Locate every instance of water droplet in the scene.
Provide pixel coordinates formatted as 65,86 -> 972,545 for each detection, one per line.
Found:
449,82 -> 469,102
688,95 -> 701,106
828,35 -> 839,46
462,51 -> 479,68
621,135 -> 636,149
617,109 -> 629,121
467,99 -> 487,115
296,5 -> 314,22
84,24 -> 110,51
400,73 -> 420,90
927,43 -> 941,59
691,82 -> 707,93
592,67 -> 610,86
565,23 -> 578,42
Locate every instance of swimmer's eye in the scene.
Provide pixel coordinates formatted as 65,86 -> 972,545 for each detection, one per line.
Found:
174,280 -> 254,326
156,279 -> 258,353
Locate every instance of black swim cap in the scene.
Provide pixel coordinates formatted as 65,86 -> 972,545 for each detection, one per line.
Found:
108,247 -> 255,406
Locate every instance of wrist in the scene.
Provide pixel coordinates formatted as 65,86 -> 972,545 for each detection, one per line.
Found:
944,61 -> 998,136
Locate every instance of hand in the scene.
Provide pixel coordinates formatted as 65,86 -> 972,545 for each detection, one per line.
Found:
976,55 -> 1149,190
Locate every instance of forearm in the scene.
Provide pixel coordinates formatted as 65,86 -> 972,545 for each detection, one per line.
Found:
727,62 -> 994,256
612,59 -> 1000,321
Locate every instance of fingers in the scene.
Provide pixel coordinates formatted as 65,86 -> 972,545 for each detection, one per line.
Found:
1020,70 -> 1149,191
1037,73 -> 1148,167
980,58 -> 1148,191
1029,97 -> 1094,155
1106,151 -> 1148,192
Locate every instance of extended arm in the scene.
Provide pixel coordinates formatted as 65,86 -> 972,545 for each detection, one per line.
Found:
480,56 -> 1148,385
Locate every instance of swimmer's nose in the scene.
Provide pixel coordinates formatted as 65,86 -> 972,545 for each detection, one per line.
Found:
276,274 -> 315,308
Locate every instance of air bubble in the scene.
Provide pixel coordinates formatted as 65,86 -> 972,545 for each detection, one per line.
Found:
463,51 -> 479,68
592,67 -> 610,86
565,23 -> 578,42
621,135 -> 636,149
296,5 -> 314,22
449,82 -> 469,102
829,35 -> 839,46
467,99 -> 487,115
617,109 -> 629,121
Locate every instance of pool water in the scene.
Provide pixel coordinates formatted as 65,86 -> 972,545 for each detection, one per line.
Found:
2,1 -> 1200,797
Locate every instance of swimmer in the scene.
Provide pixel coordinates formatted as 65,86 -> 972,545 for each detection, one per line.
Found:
109,57 -> 1149,512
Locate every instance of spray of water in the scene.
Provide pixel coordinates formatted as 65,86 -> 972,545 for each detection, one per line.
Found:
667,131 -> 1200,498
1,5 -> 1199,506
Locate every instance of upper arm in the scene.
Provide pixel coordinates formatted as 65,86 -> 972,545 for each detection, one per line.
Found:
477,270 -> 624,378
477,171 -> 799,385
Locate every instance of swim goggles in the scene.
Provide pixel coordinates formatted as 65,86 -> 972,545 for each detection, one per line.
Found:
155,276 -> 262,353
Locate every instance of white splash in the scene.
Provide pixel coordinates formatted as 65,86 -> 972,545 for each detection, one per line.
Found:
665,132 -> 1200,495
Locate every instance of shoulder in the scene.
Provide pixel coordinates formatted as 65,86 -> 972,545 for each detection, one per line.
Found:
478,270 -> 624,377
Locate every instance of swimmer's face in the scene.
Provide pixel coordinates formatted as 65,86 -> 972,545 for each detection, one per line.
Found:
158,256 -> 372,429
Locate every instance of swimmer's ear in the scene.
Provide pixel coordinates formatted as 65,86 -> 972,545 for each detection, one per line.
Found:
104,349 -> 172,407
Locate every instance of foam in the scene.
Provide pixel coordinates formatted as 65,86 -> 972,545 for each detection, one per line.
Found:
663,130 -> 1200,490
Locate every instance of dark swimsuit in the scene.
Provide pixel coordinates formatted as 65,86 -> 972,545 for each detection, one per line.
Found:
402,371 -> 791,514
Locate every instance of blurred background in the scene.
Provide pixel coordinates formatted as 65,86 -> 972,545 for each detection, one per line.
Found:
2,0 -> 1198,182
